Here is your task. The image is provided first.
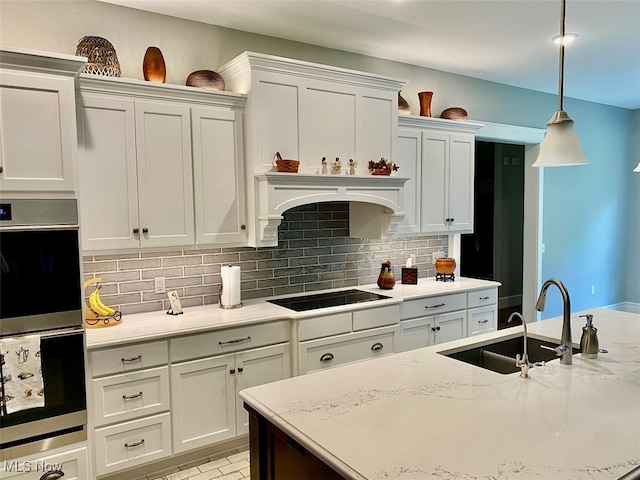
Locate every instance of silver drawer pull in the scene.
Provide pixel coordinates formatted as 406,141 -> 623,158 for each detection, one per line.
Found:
371,342 -> 384,351
219,336 -> 251,346
479,296 -> 490,300
320,353 -> 334,362
121,355 -> 142,363
478,319 -> 489,324
39,471 -> 65,480
425,303 -> 445,309
124,439 -> 145,448
123,392 -> 143,400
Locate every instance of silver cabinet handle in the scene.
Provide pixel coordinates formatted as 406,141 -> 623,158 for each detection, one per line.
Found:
124,439 -> 145,448
121,355 -> 142,363
425,303 -> 445,309
123,392 -> 143,400
39,472 -> 65,480
219,336 -> 251,345
371,342 -> 384,351
478,319 -> 489,324
320,353 -> 334,362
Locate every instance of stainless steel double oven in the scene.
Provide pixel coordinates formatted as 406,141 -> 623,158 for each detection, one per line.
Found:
0,199 -> 87,461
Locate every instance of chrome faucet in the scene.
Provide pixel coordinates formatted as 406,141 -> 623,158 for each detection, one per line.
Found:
508,312 -> 530,378
535,278 -> 573,365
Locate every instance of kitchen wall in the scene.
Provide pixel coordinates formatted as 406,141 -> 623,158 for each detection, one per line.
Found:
2,0 -> 638,317
82,203 -> 447,314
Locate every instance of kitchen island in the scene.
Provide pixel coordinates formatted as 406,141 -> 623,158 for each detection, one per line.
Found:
240,308 -> 640,479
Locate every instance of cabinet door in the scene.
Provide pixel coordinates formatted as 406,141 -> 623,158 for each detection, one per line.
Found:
0,70 -> 76,193
434,310 -> 467,345
192,107 -> 247,245
171,353 -> 236,454
135,101 -> 194,248
467,305 -> 497,336
234,343 -> 291,435
77,94 -> 140,251
447,133 -> 475,233
396,128 -> 421,234
399,317 -> 433,352
420,130 -> 449,233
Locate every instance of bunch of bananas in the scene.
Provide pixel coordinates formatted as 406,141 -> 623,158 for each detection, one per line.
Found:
84,278 -> 122,326
88,286 -> 117,317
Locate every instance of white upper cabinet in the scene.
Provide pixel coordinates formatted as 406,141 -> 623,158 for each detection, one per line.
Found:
397,116 -> 482,235
76,76 -> 246,252
0,48 -> 85,196
218,52 -> 407,246
191,106 -> 246,245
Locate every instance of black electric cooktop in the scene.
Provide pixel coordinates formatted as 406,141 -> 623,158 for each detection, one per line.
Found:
267,289 -> 391,312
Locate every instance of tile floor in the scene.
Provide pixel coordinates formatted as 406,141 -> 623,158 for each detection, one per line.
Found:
135,446 -> 250,480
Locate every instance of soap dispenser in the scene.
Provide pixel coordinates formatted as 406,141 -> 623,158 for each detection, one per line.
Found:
579,314 -> 599,359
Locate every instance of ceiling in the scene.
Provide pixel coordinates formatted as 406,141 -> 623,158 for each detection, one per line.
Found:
98,0 -> 640,109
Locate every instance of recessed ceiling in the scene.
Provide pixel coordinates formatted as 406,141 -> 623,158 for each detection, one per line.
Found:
98,0 -> 640,109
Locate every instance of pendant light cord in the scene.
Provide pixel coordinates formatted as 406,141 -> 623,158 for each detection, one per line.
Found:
557,0 -> 566,112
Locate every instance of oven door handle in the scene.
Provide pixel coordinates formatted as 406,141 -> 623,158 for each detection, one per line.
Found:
38,326 -> 85,339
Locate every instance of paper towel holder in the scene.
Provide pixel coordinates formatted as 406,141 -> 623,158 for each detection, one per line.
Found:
219,265 -> 243,309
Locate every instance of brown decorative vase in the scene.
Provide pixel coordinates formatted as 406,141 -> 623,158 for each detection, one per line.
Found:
418,91 -> 433,117
76,36 -> 121,77
398,91 -> 411,116
143,46 -> 166,83
377,260 -> 396,290
435,257 -> 456,275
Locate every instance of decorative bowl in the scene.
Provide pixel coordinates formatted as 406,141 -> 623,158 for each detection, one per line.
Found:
435,257 -> 456,274
440,107 -> 468,121
186,70 -> 225,91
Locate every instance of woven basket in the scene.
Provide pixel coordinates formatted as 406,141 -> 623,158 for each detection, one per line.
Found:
76,36 -> 121,77
370,168 -> 392,176
273,153 -> 299,173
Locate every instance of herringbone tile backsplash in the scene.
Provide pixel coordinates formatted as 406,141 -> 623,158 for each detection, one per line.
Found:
82,202 -> 448,314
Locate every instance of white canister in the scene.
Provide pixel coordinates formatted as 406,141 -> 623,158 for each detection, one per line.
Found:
219,264 -> 242,309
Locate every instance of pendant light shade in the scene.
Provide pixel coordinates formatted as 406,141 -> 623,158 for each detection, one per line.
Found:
533,0 -> 588,168
634,160 -> 640,173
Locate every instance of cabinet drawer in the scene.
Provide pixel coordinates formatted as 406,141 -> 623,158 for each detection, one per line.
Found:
298,312 -> 352,341
1,446 -> 88,479
92,366 -> 170,427
353,304 -> 400,331
299,325 -> 397,374
171,320 -> 289,362
401,293 -> 466,319
94,412 -> 171,476
90,341 -> 168,377
467,306 -> 497,336
467,288 -> 498,309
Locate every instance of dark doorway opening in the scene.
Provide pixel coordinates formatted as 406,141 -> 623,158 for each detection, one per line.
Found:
461,141 -> 525,329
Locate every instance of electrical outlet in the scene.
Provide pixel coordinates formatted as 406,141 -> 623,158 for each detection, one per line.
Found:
432,251 -> 445,263
154,277 -> 165,294
591,285 -> 596,295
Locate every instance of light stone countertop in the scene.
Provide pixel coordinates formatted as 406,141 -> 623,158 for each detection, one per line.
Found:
85,277 -> 499,349
239,308 -> 640,479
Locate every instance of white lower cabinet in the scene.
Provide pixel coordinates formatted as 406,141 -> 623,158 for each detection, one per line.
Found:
170,322 -> 291,454
399,287 -> 498,352
1,444 -> 88,480
94,413 -> 172,476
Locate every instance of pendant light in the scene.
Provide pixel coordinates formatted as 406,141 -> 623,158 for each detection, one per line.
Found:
533,0 -> 588,167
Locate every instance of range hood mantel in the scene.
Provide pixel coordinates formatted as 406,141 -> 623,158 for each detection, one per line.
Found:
255,172 -> 408,244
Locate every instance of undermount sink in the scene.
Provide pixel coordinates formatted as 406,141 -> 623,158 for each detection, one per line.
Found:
439,335 -> 581,374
